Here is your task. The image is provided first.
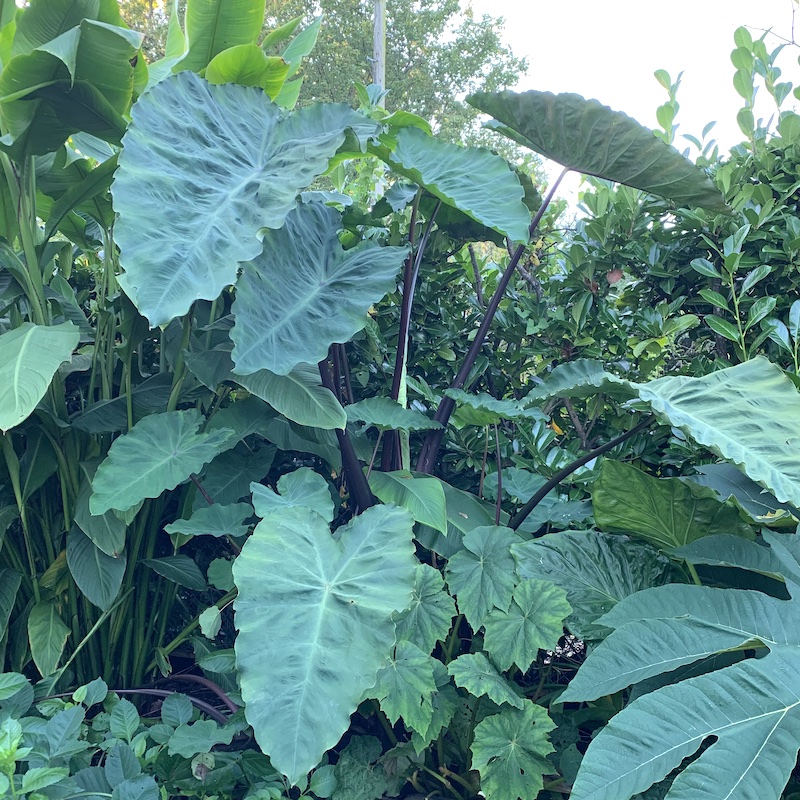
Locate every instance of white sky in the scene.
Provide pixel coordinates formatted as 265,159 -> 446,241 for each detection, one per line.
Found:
468,0 -> 800,167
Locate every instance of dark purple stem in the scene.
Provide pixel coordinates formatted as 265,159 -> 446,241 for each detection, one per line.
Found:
319,356 -> 375,511
416,168 -> 570,473
508,416 -> 654,531
383,196 -> 441,471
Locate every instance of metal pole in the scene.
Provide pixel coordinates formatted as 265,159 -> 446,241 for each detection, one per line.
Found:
373,0 -> 386,103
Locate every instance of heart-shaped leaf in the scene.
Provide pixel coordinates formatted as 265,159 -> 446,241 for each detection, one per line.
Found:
233,504 -> 416,784
230,201 -> 406,375
112,73 -> 379,326
90,410 -> 231,515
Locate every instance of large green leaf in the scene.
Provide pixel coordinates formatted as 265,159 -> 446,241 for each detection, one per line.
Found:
0,322 -> 78,432
512,530 -> 678,640
250,467 -> 333,523
112,73 -> 378,326
471,703 -> 556,800
367,470 -> 447,534
593,460 -> 754,550
66,527 -> 126,611
233,504 -> 416,784
564,582 -> 800,800
28,601 -> 70,677
230,202 -> 406,375
393,563 -> 456,654
572,647 -> 800,800
483,579 -> 571,672
467,90 -> 728,212
523,359 -> 638,405
179,0 -> 266,73
0,17 -> 139,156
638,357 -> 800,507
234,363 -> 346,430
445,526 -> 519,630
90,410 -> 231,515
374,126 -> 531,243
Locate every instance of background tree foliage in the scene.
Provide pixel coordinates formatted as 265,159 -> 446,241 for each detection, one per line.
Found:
118,0 -> 531,150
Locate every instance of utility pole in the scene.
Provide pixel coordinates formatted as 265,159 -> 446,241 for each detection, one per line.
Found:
373,0 -> 386,105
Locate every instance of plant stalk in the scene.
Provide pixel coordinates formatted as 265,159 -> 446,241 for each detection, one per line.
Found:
509,416 -> 654,530
416,168 -> 569,473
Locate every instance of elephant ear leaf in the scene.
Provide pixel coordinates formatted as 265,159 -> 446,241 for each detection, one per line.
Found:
112,72 -> 379,327
638,357 -> 800,508
230,201 -> 406,376
233,504 -> 416,785
467,90 -> 729,213
563,583 -> 800,800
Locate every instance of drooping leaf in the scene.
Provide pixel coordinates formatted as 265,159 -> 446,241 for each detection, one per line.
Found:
592,460 -> 754,550
0,568 -> 21,641
687,462 -> 798,526
374,126 -> 531,242
0,673 -> 28,702
233,504 -> 416,784
194,443 -> 275,511
90,410 -> 231,515
512,530 -> 678,640
73,478 -> 127,557
113,72 -> 378,326
483,580 -> 571,671
445,526 -> 519,629
393,563 -> 456,653
345,397 -> 441,431
417,478 -> 501,558
142,555 -> 207,591
467,90 -> 729,212
205,395 -> 275,445
523,359 -> 638,405
234,363 -> 346,430
199,604 -> 221,638
0,322 -> 78,432
471,703 -> 556,800
28,601 -> 70,677
371,640 -> 436,736
66,527 -> 126,611
675,534 -> 796,582
367,470 -> 447,533
206,45 -> 290,99
250,467 -> 334,523
230,202 -> 406,375
445,388 -> 547,427
447,653 -> 524,709
179,0 -> 266,73
638,357 -> 800,507
164,502 -> 253,539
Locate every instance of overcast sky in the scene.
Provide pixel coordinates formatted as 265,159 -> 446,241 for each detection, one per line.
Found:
468,0 -> 800,157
